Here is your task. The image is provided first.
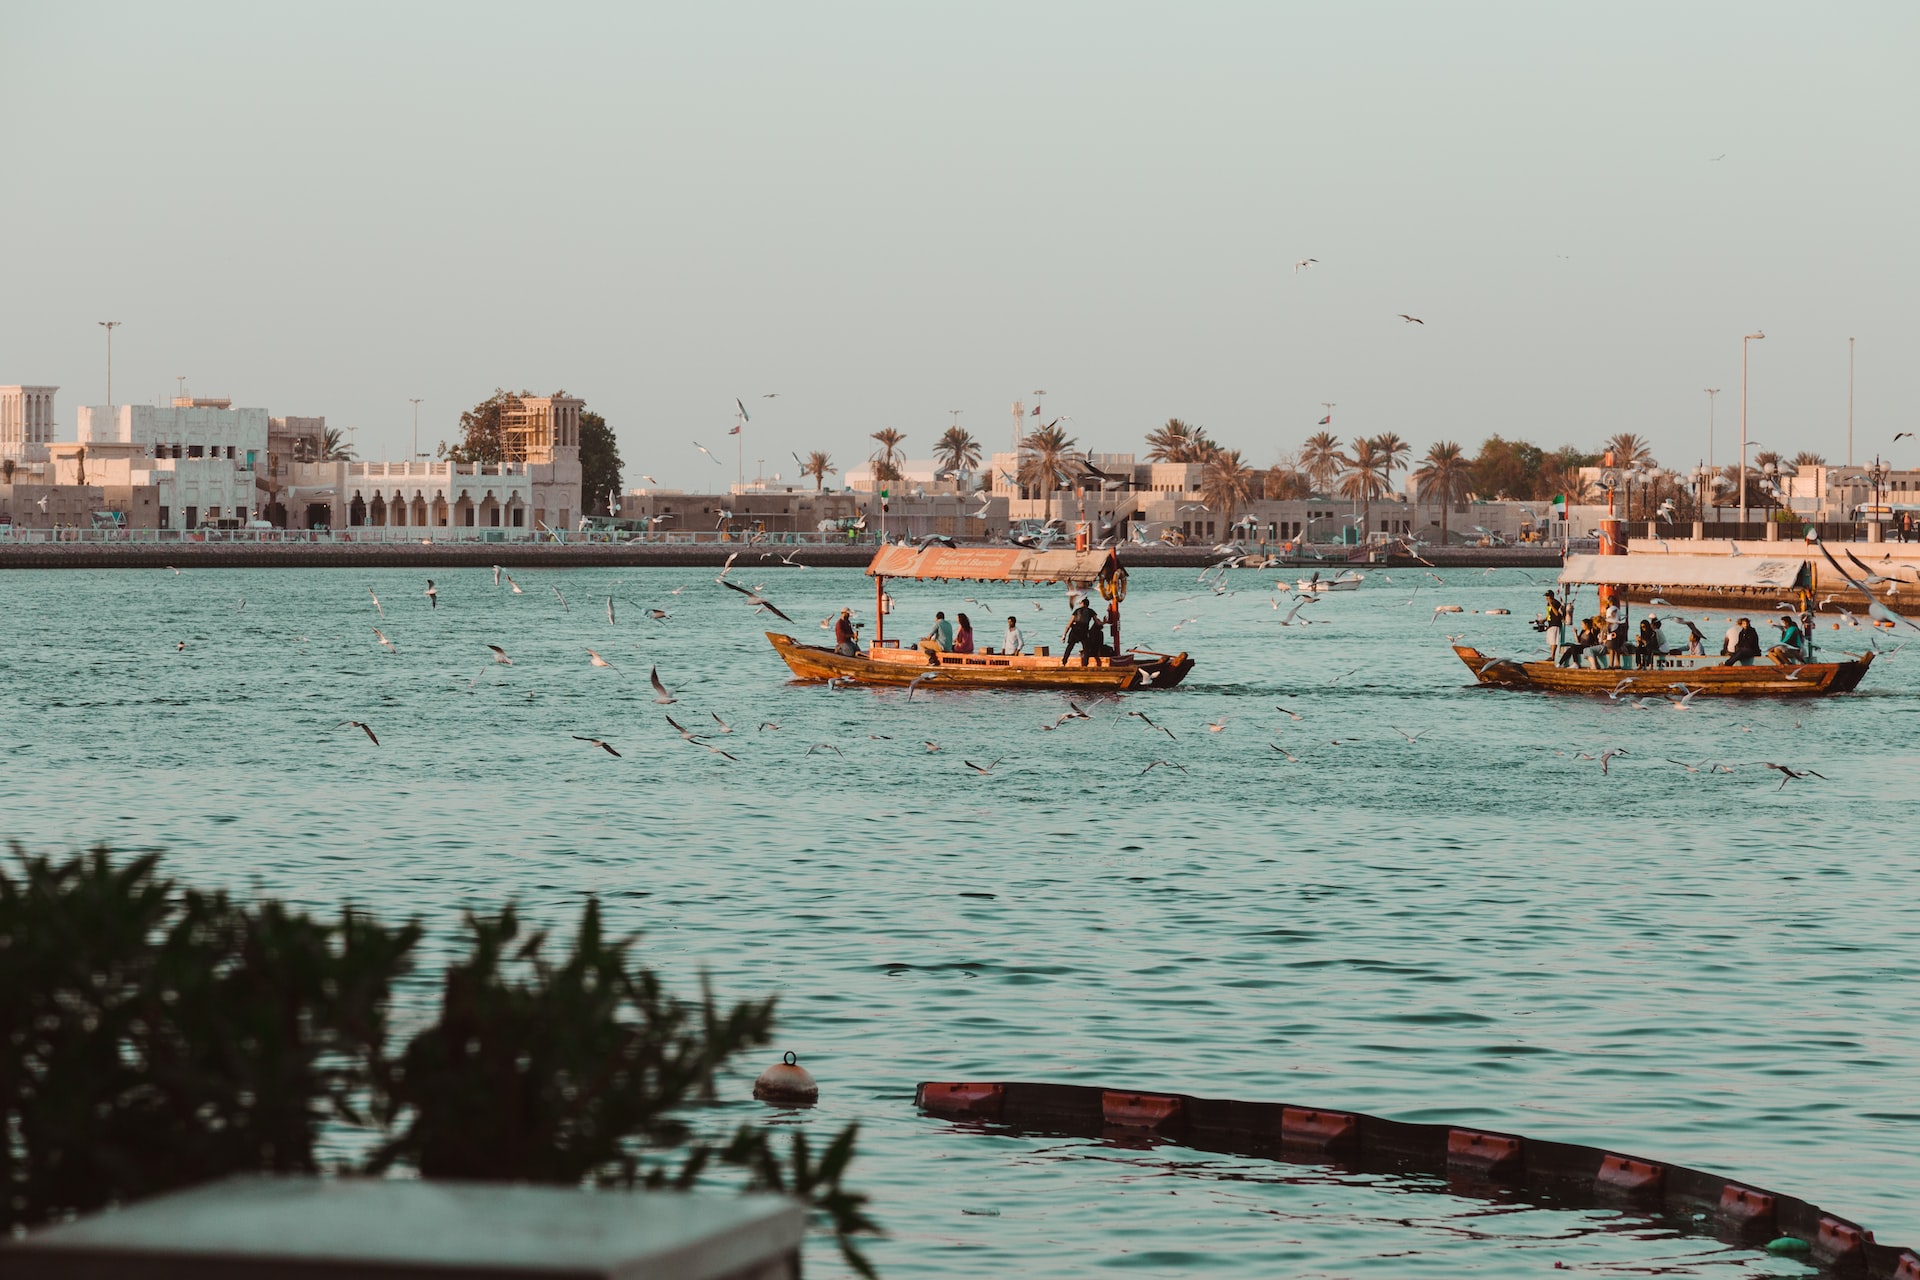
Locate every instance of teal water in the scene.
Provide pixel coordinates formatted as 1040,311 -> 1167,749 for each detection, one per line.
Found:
4,564 -> 1915,1276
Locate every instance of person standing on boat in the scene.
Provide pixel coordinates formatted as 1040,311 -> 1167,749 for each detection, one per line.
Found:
1061,599 -> 1097,666
1003,615 -> 1025,656
1542,592 -> 1567,661
833,608 -> 860,657
918,610 -> 955,663
951,613 -> 976,654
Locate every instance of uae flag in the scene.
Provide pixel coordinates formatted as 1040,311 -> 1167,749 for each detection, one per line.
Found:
727,425 -> 741,436
1317,415 -> 1331,425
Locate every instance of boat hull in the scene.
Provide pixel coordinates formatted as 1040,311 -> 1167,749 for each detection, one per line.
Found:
1453,645 -> 1872,697
767,633 -> 1194,690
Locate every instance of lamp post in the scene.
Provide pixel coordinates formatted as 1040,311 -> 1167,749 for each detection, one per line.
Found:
409,398 -> 422,462
1705,388 -> 1719,482
1740,331 -> 1765,529
97,321 -> 122,407
1869,455 -> 1888,530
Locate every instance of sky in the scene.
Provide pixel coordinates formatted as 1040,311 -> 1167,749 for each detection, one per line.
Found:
4,1 -> 1916,489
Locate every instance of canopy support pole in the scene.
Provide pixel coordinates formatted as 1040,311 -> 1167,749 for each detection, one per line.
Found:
874,574 -> 885,650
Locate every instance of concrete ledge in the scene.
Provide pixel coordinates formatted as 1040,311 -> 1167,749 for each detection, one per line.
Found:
2,1176 -> 804,1280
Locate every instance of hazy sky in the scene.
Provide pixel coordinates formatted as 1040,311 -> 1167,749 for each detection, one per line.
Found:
4,1 -> 1915,488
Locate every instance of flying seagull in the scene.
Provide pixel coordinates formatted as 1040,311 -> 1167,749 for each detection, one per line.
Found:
719,576 -> 794,622
368,586 -> 384,616
424,579 -> 438,609
1896,432 -> 1914,442
649,665 -> 677,703
586,647 -> 616,669
486,644 -> 512,665
336,720 -> 379,746
1760,761 -> 1826,790
1399,314 -> 1424,324
506,575 -> 523,594
552,585 -> 568,612
1140,760 -> 1188,775
694,441 -> 724,464
373,627 -> 397,654
1293,258 -> 1317,273
962,757 -> 1004,775
572,735 -> 621,757
905,671 -> 940,701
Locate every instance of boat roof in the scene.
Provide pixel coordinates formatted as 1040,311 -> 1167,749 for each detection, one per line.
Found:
867,544 -> 1117,586
1558,553 -> 1810,589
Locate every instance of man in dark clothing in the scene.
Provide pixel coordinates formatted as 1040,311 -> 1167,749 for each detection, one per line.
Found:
833,608 -> 860,656
1061,600 -> 1098,666
1722,617 -> 1762,666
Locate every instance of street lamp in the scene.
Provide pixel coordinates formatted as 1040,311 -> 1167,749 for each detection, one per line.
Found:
1704,388 -> 1719,478
97,321 -> 121,407
1740,331 -> 1765,529
1868,455 -> 1888,530
409,398 -> 423,462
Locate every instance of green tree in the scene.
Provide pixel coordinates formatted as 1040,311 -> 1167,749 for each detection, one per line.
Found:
1260,463 -> 1312,501
933,426 -> 981,484
1300,431 -> 1343,495
1199,449 -> 1255,534
319,427 -> 356,461
801,451 -> 836,492
579,411 -> 623,515
1603,432 -> 1656,469
1791,450 -> 1828,468
1143,418 -> 1213,463
1017,422 -> 1077,519
1338,437 -> 1388,533
1370,432 -> 1412,497
444,389 -> 524,464
869,429 -> 906,484
1411,440 -> 1471,544
1471,435 -> 1547,499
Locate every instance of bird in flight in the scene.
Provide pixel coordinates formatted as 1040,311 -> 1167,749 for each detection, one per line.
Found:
1141,760 -> 1187,775
694,441 -> 723,465
807,743 -> 844,757
1896,432 -> 1914,442
486,644 -> 512,665
923,740 -> 941,752
664,715 -> 704,742
1709,153 -> 1727,161
425,579 -> 438,609
720,577 -> 794,622
493,564 -> 502,587
336,720 -> 379,746
905,671 -> 941,701
1127,709 -> 1176,740
373,627 -> 397,654
1276,705 -> 1304,721
963,757 -> 1004,775
1293,258 -> 1317,273
762,392 -> 780,398
1398,314 -> 1424,324
552,586 -> 568,612
368,586 -> 384,616
1575,747 -> 1629,774
1760,762 -> 1826,790
642,474 -> 659,485
710,712 -> 734,734
506,575 -> 523,594
649,665 -> 676,703
1270,743 -> 1303,762
1205,719 -> 1228,733
1390,726 -> 1430,744
587,648 -> 616,669
572,735 -> 621,757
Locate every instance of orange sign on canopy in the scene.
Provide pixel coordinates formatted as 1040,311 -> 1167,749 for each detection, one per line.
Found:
867,544 -> 1116,586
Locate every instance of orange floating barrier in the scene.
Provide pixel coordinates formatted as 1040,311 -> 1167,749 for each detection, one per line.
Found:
915,1082 -> 1005,1120
1719,1185 -> 1777,1235
1281,1106 -> 1358,1152
1596,1154 -> 1664,1195
1819,1217 -> 1873,1266
1447,1128 -> 1522,1175
1102,1091 -> 1183,1130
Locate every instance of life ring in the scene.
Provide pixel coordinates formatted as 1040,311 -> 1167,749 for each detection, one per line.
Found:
1098,567 -> 1128,604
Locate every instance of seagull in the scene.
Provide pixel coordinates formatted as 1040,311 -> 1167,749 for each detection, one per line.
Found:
571,735 -> 621,757
641,474 -> 660,485
1669,685 -> 1704,709
1760,762 -> 1826,790
923,740 -> 941,752
1390,726 -> 1431,744
1574,747 -> 1629,775
587,648 -> 616,669
1327,669 -> 1359,685
486,644 -> 512,665
373,627 -> 397,654
233,596 -> 246,612
916,534 -> 958,550
175,640 -> 186,652
335,720 -> 379,746
506,575 -> 523,594
1061,700 -> 1091,720
719,577 -> 794,622
1141,760 -> 1187,775
648,665 -> 675,701
962,757 -> 1003,775
704,711 -> 735,734
1293,258 -> 1318,273
1276,706 -> 1304,721
867,733 -> 894,741
368,586 -> 384,616
552,586 -> 568,612
1606,678 -> 1635,701
1709,153 -> 1727,161
1276,598 -> 1317,626
1205,719 -> 1228,733
1895,432 -> 1914,443
1398,314 -> 1424,324
905,671 -> 941,701
1270,744 -> 1303,762
664,715 -> 704,741
1666,758 -> 1710,773
763,392 -> 780,398
1127,709 -> 1176,740
646,608 -> 671,622
493,564 -> 502,586
806,743 -> 844,757
825,676 -> 858,690
694,441 -> 723,464
697,742 -> 739,762
603,594 -> 616,626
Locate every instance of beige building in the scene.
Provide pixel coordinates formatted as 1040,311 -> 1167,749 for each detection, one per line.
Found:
0,385 -> 58,462
502,394 -> 583,532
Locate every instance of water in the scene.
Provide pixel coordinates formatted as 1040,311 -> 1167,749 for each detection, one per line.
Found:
4,563 -> 1915,1276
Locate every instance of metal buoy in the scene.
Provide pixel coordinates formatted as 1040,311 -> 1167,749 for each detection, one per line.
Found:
753,1050 -> 818,1107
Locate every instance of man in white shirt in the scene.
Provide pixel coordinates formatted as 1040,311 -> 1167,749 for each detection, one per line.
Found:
1003,615 -> 1025,656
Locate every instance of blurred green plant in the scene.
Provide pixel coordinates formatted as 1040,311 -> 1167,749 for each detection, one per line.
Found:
0,846 -> 878,1275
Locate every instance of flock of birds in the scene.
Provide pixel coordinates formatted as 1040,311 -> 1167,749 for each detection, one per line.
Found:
144,544 -> 1884,792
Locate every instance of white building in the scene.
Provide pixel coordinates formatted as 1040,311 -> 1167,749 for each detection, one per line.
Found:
0,385 -> 58,464
75,398 -> 268,529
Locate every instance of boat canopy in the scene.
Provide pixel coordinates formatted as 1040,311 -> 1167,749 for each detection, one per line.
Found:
867,544 -> 1118,587
1557,553 -> 1810,589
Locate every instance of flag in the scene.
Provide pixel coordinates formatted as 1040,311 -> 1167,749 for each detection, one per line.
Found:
727,425 -> 740,436
1031,405 -> 1041,416
1317,415 -> 1331,425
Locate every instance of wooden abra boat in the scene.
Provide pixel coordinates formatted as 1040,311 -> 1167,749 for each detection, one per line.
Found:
1453,645 -> 1871,698
766,544 -> 1195,691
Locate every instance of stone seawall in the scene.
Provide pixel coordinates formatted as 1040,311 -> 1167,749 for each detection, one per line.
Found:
0,542 -> 1566,571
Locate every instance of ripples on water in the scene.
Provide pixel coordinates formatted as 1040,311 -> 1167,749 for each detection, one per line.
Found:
4,564 -> 1915,1276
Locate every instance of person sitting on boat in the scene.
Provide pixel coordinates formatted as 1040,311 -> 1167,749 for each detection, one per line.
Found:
1773,614 -> 1807,662
1676,619 -> 1705,656
1560,618 -> 1597,668
1061,600 -> 1098,666
918,610 -> 955,663
951,613 -> 976,654
1721,617 -> 1761,666
833,608 -> 860,657
1084,614 -> 1109,661
1634,616 -> 1659,669
1003,615 -> 1025,656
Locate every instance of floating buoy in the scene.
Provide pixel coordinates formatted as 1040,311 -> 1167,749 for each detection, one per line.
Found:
1765,1237 -> 1811,1258
753,1050 -> 818,1107
1483,608 -> 1510,615
1435,604 -> 1464,614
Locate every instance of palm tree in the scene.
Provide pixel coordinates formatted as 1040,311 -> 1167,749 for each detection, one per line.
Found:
1300,431 -> 1342,495
1791,450 -> 1828,468
1603,432 -> 1656,469
933,426 -> 981,486
1144,418 -> 1213,463
800,451 -> 836,492
319,427 -> 356,461
1338,438 -> 1388,535
1017,422 -> 1077,520
1199,449 -> 1255,536
1410,441 -> 1471,545
1370,432 -> 1412,498
869,428 -> 906,484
